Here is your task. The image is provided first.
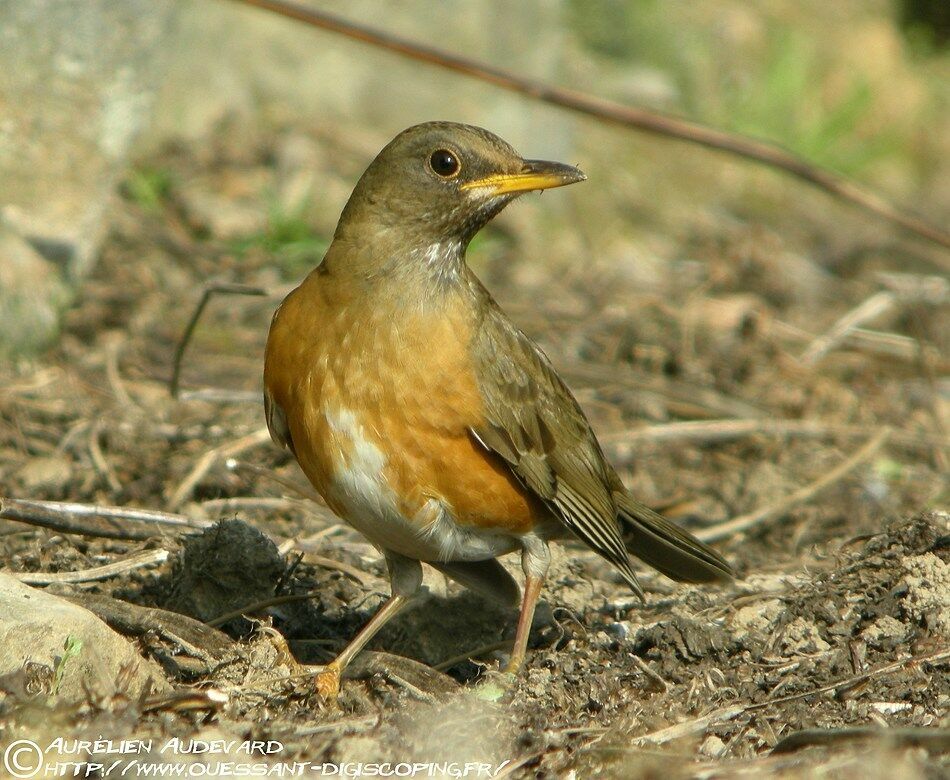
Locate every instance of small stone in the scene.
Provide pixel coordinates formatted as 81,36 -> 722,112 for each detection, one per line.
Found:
700,734 -> 726,758
861,615 -> 906,647
731,599 -> 784,639
177,180 -> 267,240
17,455 -> 72,490
870,701 -> 912,715
0,228 -> 71,357
0,574 -> 167,703
605,621 -> 629,640
779,617 -> 831,655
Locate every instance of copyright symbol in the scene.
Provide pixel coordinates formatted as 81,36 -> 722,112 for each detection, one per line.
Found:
3,740 -> 43,778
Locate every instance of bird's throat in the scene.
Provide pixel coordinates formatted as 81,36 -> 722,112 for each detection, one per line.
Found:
363,232 -> 468,292
409,239 -> 465,279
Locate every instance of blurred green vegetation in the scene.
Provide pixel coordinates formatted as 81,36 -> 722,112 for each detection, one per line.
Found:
124,166 -> 174,212
231,195 -> 329,279
568,0 -> 948,181
714,30 -> 900,175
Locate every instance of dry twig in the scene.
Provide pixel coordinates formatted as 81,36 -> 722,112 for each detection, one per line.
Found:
205,559 -> 375,627
206,590 -> 325,628
630,654 -> 671,693
433,640 -> 511,672
600,418 -> 940,453
696,428 -> 891,543
297,552 -> 375,584
168,427 -> 272,510
563,361 -> 764,420
66,592 -> 239,663
178,389 -> 262,404
12,549 -> 170,585
0,497 -> 208,541
143,688 -> 230,714
200,496 -> 303,514
844,328 -> 944,367
88,419 -> 122,493
799,292 -> 897,366
103,333 -> 136,409
169,282 -> 268,399
1,496 -> 371,589
772,726 -> 950,755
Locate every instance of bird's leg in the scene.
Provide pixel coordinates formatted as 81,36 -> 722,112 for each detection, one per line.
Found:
315,551 -> 422,700
505,535 -> 551,675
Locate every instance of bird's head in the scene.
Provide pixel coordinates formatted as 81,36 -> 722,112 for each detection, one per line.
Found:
335,121 -> 586,253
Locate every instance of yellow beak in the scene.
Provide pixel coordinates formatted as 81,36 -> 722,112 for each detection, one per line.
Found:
461,159 -> 586,196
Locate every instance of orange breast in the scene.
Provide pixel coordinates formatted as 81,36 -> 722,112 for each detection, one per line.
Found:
263,269 -> 546,537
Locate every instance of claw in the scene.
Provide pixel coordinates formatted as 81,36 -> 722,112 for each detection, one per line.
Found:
315,663 -> 342,701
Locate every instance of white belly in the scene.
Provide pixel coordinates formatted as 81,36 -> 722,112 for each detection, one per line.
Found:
323,406 -> 518,562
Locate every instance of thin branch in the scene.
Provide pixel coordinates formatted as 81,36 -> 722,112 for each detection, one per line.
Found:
230,0 -> 950,254
0,497 -> 208,541
433,640 -> 510,672
599,418 -> 941,452
562,361 -> 765,420
103,333 -> 137,409
633,704 -> 747,745
225,459 -> 327,505
799,292 -> 896,366
200,496 -> 303,514
169,282 -> 267,399
88,419 -> 122,494
11,549 -> 170,585
1,495 -> 373,588
177,389 -> 261,404
630,654 -> 670,693
844,328 -> 944,367
696,428 -> 891,543
771,726 -> 950,755
757,646 -> 950,710
168,427 -> 272,510
298,553 -> 375,585
143,689 -> 229,714
66,592 -> 240,662
206,590 -> 325,627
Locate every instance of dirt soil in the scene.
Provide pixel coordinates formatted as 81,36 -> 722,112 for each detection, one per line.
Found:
0,122 -> 948,778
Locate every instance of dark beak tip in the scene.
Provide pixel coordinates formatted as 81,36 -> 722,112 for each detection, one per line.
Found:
555,162 -> 586,185
524,159 -> 586,180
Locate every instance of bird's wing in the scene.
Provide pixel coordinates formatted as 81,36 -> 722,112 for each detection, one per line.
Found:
263,386 -> 295,455
470,304 -> 643,597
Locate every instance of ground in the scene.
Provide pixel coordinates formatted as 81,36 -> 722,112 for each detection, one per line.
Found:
0,120 -> 947,778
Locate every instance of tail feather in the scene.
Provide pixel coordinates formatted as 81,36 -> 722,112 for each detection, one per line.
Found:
615,492 -> 733,584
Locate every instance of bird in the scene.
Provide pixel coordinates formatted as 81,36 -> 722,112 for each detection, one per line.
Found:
263,121 -> 733,698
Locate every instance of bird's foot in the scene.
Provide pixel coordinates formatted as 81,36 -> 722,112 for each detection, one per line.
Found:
502,653 -> 525,676
314,662 -> 342,702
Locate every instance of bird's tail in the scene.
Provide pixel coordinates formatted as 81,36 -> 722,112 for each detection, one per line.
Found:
615,492 -> 734,584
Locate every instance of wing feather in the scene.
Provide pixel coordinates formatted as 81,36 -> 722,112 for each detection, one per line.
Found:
470,302 -> 642,596
264,387 -> 295,455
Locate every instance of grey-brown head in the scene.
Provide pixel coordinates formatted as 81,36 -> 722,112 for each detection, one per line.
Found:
334,121 -> 586,250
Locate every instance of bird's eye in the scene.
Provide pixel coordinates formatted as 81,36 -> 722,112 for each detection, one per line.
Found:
429,149 -> 460,178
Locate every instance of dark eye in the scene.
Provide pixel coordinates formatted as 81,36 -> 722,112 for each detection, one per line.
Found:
429,149 -> 460,178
